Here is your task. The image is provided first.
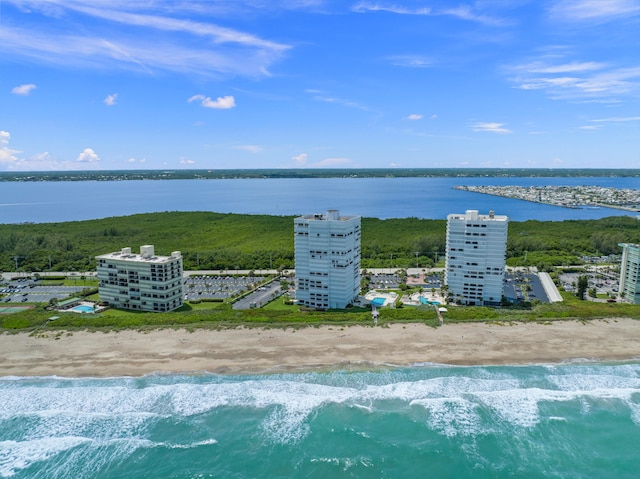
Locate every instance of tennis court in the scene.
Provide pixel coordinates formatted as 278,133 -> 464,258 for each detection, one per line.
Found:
0,306 -> 33,314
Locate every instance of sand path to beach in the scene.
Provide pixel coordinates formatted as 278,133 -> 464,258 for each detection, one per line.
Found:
1,319 -> 639,377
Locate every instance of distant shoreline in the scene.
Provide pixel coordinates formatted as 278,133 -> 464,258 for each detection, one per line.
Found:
454,185 -> 640,212
1,167 -> 639,182
2,319 -> 639,378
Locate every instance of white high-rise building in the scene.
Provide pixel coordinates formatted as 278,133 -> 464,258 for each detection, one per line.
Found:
618,243 -> 640,304
445,210 -> 508,306
294,210 -> 361,309
96,245 -> 184,312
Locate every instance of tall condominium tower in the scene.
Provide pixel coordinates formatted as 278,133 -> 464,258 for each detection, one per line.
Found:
618,243 -> 640,304
96,245 -> 184,312
294,210 -> 361,309
445,210 -> 508,306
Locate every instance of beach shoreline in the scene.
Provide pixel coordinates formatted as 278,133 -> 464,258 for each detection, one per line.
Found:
1,319 -> 639,378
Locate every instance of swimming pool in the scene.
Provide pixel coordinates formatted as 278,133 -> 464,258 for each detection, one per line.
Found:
69,304 -> 95,313
419,297 -> 440,305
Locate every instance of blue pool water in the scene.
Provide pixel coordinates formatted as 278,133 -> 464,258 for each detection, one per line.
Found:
370,297 -> 386,307
70,305 -> 94,313
419,297 -> 440,305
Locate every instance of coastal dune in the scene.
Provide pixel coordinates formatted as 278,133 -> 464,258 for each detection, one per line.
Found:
2,319 -> 640,377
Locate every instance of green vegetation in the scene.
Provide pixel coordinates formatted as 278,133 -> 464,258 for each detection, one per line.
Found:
2,212 -> 639,273
1,290 -> 638,333
506,216 -> 637,268
1,211 -> 639,333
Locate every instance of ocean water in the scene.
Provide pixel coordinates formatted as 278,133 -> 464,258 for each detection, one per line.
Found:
2,362 -> 639,478
1,176 -> 637,224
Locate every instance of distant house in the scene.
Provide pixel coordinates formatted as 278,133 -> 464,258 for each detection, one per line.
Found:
445,210 -> 508,306
96,245 -> 184,312
618,243 -> 640,304
294,210 -> 361,309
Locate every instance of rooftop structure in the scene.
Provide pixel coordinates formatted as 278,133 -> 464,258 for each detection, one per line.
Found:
445,209 -> 508,306
294,210 -> 361,309
96,245 -> 184,312
618,243 -> 640,304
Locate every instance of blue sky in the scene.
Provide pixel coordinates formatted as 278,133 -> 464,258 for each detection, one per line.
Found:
1,0 -> 639,171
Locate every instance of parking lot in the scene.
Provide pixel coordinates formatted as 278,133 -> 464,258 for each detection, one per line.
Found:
233,281 -> 283,310
406,273 -> 442,289
559,270 -> 619,300
1,278 -> 87,304
184,275 -> 267,301
368,274 -> 401,290
503,272 -> 550,303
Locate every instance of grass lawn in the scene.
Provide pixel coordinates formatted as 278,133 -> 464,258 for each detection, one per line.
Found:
262,297 -> 297,311
1,288 -> 638,333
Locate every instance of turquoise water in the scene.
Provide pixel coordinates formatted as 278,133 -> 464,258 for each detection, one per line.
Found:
1,362 -> 639,478
69,305 -> 94,313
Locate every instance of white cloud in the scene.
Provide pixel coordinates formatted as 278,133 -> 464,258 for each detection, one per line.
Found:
430,114 -> 438,119
353,2 -> 505,25
104,93 -> 118,106
406,114 -> 423,121
76,148 -> 100,163
579,125 -> 601,130
549,0 -> 640,22
523,61 -> 606,74
11,83 -> 36,95
0,1 -> 290,78
0,137 -> 105,171
0,131 -> 22,164
312,157 -> 352,167
388,55 -> 434,68
292,153 -> 308,165
179,158 -> 195,165
352,3 -> 431,15
592,116 -> 640,122
188,94 -> 236,109
307,91 -> 370,111
234,145 -> 262,153
440,5 -> 507,26
472,122 -> 512,134
510,59 -> 640,100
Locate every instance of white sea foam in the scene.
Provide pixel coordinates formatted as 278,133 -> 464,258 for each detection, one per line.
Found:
547,373 -> 640,392
154,438 -> 218,449
1,367 -> 638,450
309,456 -> 374,471
411,397 -> 481,437
548,416 -> 568,422
629,400 -> 640,426
0,436 -> 90,478
352,403 -> 373,413
252,380 -> 357,443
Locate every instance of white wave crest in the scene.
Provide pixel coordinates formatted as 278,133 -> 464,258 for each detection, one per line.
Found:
0,436 -> 90,478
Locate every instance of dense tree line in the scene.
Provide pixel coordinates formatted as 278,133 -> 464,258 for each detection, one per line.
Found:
1,168 -> 638,182
1,212 -> 638,273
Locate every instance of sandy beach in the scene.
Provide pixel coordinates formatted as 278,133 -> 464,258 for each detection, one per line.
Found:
1,319 -> 639,377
